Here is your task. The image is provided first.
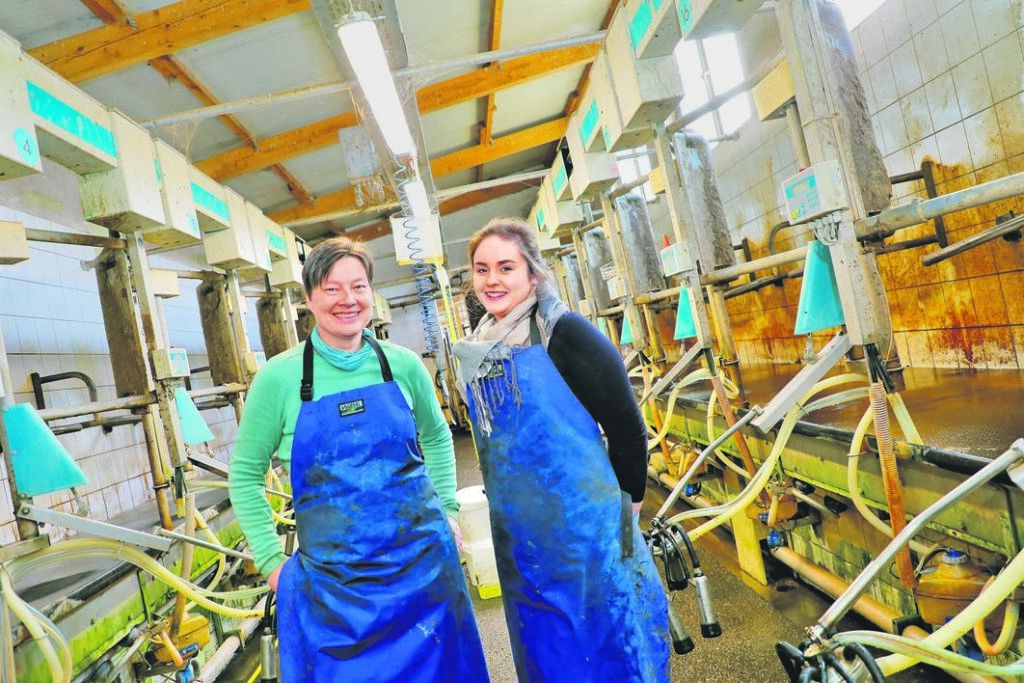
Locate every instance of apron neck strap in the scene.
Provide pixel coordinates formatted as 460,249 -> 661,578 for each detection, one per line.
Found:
365,335 -> 394,382
301,338 -> 314,401
300,333 -> 394,402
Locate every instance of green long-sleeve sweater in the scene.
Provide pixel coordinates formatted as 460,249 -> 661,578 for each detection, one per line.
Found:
228,339 -> 458,578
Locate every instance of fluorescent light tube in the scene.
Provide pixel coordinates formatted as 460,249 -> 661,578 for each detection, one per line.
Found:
337,12 -> 416,158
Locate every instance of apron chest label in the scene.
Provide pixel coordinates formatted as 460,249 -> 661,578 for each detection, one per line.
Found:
338,399 -> 366,417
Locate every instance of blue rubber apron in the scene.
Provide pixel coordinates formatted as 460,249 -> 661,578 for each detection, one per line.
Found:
467,319 -> 670,682
277,336 -> 489,682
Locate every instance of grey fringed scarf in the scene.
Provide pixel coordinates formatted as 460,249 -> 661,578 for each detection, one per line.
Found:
453,282 -> 569,435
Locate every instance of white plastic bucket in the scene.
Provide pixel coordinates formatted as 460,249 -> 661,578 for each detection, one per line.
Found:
456,485 -> 491,547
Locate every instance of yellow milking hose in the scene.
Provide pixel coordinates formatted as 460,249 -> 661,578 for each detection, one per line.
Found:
1,571 -> 70,683
670,373 -> 868,540
8,539 -> 266,619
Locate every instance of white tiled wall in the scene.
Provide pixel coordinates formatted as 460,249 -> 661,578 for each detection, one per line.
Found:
711,0 -> 1024,369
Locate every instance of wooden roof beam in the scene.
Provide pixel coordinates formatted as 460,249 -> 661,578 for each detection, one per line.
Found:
32,0 -> 311,83
478,0 -> 504,183
196,112 -> 358,181
198,43 -> 598,181
80,0 -> 130,25
430,117 -> 567,178
271,119 -> 564,226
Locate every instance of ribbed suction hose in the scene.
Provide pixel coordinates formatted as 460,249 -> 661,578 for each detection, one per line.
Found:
869,382 -> 915,588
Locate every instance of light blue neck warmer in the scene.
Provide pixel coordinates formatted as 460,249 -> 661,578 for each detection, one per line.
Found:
310,327 -> 374,371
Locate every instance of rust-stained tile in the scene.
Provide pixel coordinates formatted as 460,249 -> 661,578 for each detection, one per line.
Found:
981,326 -> 1017,369
975,160 -> 1010,186
928,329 -> 962,368
907,330 -> 933,367
991,237 -> 1024,274
941,281 -> 979,327
970,274 -> 1009,326
900,286 -> 929,330
933,254 -> 961,284
936,122 -> 974,173
916,282 -> 947,324
1011,326 -> 1024,370
958,327 -> 986,368
894,331 -> 911,367
954,239 -> 998,279
888,286 -> 907,328
996,98 -> 1024,159
1001,271 -> 1024,324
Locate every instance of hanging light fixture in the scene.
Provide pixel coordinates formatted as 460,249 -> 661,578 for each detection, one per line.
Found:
336,11 -> 416,159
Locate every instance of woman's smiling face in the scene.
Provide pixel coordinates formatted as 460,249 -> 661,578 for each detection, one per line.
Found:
472,235 -> 537,321
306,256 -> 373,350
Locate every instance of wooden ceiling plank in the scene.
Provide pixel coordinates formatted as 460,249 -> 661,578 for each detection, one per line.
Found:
478,0 -> 504,182
272,119 -> 563,225
275,178 -> 538,235
416,43 -> 599,113
430,117 -> 567,178
197,43 -> 596,181
269,186 -> 360,224
30,0 -> 311,83
437,181 -> 538,215
196,112 -> 358,180
79,0 -> 128,25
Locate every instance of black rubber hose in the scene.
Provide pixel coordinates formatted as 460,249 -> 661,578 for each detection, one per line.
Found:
775,641 -> 806,682
843,643 -> 886,683
671,522 -> 702,570
821,650 -> 857,683
661,528 -> 692,590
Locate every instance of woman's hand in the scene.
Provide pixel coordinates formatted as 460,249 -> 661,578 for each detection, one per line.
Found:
267,563 -> 284,592
631,501 -> 643,518
447,516 -> 464,552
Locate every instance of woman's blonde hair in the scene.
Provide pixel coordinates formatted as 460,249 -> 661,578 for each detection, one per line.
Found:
467,217 -> 550,283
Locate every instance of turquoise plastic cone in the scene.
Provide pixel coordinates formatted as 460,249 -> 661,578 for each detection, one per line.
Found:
794,240 -> 846,335
620,315 -> 634,345
674,288 -> 697,340
598,317 -> 609,339
3,403 -> 88,496
174,387 -> 215,445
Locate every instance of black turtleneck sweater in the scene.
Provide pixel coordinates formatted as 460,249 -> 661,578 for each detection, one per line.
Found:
545,312 -> 650,503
